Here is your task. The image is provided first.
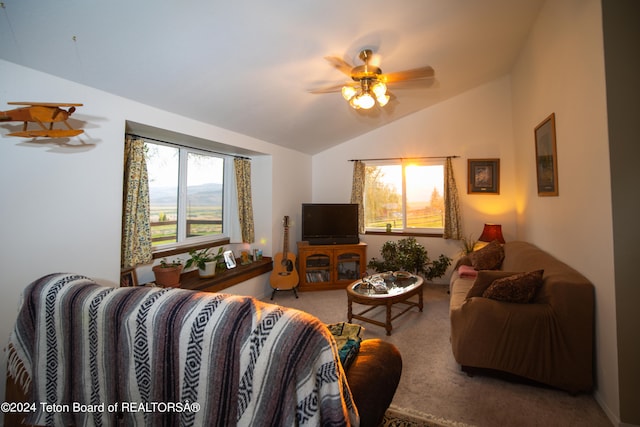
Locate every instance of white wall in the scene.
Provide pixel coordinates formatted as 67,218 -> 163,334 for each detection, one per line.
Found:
0,60 -> 312,406
510,0 -> 619,424
312,76 -> 518,282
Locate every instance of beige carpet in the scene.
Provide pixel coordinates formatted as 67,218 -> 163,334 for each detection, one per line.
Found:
381,404 -> 476,427
264,283 -> 612,427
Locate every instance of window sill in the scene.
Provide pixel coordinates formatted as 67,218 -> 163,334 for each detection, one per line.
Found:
365,231 -> 444,238
180,256 -> 273,293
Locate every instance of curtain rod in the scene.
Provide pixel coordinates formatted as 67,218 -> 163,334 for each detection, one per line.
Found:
348,155 -> 460,162
126,133 -> 251,160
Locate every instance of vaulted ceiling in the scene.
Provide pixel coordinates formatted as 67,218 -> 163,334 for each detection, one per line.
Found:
0,0 -> 544,154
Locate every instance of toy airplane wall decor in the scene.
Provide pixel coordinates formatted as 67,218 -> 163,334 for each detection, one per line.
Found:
0,102 -> 84,138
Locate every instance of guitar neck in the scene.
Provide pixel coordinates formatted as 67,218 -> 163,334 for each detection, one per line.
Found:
283,225 -> 289,257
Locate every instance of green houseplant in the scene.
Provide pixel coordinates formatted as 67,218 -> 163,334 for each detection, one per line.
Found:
152,258 -> 183,287
460,234 -> 478,255
367,237 -> 452,281
185,247 -> 225,278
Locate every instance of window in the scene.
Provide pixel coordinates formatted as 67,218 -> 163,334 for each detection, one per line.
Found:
363,160 -> 445,234
145,141 -> 225,248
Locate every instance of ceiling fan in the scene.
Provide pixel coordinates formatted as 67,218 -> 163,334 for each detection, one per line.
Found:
309,49 -> 435,110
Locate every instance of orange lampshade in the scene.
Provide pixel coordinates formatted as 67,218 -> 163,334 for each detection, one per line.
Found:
478,223 -> 505,244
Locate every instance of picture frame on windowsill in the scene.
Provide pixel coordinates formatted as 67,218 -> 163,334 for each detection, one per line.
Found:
223,250 -> 237,269
120,267 -> 138,287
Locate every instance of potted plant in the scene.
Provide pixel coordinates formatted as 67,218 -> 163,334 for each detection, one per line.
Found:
185,247 -> 225,278
367,237 -> 452,281
460,234 -> 478,255
152,258 -> 183,288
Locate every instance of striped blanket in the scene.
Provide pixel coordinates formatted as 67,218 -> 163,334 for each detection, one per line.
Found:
6,273 -> 358,426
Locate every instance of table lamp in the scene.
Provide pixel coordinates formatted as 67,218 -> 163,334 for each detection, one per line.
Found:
478,223 -> 505,244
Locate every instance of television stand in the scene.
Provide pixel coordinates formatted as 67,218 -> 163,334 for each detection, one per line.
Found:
297,241 -> 367,291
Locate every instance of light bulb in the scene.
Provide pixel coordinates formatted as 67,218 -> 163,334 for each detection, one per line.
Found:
342,86 -> 356,101
372,81 -> 387,98
357,93 -> 375,109
377,94 -> 390,107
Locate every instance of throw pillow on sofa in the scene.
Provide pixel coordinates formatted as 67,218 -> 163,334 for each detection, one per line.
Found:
465,270 -> 520,299
482,269 -> 544,303
468,240 -> 505,270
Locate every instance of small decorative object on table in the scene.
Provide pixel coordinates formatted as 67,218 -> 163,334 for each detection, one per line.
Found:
362,273 -> 389,294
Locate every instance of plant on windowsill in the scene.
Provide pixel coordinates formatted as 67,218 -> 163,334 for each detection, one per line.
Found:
185,247 -> 225,278
367,237 -> 452,281
152,258 -> 184,288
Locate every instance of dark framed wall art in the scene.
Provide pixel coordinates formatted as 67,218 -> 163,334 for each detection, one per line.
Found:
534,113 -> 559,196
468,158 -> 500,194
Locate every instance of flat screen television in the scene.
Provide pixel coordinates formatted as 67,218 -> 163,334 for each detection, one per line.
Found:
301,203 -> 360,245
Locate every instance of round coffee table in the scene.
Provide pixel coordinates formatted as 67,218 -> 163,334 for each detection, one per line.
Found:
346,272 -> 423,335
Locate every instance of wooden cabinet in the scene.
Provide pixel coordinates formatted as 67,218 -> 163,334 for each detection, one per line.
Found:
297,241 -> 367,291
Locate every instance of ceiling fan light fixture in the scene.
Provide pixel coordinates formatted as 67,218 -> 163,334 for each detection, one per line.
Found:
355,92 -> 375,109
342,85 -> 357,101
376,93 -> 390,107
313,48 -> 434,111
371,81 -> 387,98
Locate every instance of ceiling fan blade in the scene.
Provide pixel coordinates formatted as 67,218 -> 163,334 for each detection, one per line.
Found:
308,82 -> 348,94
382,66 -> 435,83
386,78 -> 436,90
324,56 -> 355,76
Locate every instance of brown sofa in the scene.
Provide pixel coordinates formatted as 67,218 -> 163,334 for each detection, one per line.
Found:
449,241 -> 594,394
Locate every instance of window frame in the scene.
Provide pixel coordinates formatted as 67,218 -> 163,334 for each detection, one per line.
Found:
363,159 -> 446,237
144,140 -> 230,255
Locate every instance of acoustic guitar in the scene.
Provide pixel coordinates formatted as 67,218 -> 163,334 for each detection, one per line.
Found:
270,216 -> 299,295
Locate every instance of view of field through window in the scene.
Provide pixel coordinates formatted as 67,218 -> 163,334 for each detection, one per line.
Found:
364,163 -> 444,230
145,143 -> 224,245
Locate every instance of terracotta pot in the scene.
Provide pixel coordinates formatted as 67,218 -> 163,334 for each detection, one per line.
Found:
152,264 -> 183,287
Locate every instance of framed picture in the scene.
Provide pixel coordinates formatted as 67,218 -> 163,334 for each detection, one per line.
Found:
468,159 -> 500,194
120,267 -> 138,287
223,250 -> 237,269
535,113 -> 559,196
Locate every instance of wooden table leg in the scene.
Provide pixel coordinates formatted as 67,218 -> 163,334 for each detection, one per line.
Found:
347,296 -> 353,322
385,301 -> 392,335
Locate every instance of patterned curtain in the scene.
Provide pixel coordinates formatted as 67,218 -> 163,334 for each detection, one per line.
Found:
121,135 -> 153,268
234,158 -> 255,243
350,160 -> 365,234
443,157 -> 462,240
